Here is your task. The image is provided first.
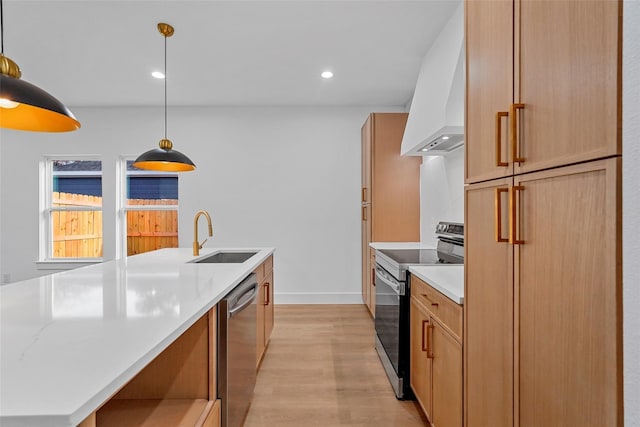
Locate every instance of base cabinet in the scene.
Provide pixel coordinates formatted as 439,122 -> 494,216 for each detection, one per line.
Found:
431,324 -> 462,427
96,399 -> 221,427
256,255 -> 274,367
410,276 -> 462,427
80,308 -> 220,427
410,298 -> 433,421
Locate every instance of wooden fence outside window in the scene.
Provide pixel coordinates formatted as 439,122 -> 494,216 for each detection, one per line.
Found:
52,192 -> 178,258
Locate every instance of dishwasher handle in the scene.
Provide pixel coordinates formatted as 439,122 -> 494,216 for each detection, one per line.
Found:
375,266 -> 404,296
227,274 -> 258,318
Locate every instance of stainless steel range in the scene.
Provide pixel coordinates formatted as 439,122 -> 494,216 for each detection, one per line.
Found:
374,221 -> 464,399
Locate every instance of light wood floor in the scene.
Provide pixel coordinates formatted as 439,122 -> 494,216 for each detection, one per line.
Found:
244,305 -> 428,427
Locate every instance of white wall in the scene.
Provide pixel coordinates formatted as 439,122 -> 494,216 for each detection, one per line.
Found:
624,0 -> 639,424
419,146 -> 464,245
0,106 -> 401,303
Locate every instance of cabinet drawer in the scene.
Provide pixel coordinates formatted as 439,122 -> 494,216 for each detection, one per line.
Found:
411,276 -> 462,340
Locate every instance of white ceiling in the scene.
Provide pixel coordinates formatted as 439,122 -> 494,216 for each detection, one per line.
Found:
1,0 -> 460,107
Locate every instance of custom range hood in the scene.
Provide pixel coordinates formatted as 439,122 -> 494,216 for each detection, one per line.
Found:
401,4 -> 464,156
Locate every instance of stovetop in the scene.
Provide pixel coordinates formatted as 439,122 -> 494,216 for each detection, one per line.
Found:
377,249 -> 444,265
376,248 -> 461,282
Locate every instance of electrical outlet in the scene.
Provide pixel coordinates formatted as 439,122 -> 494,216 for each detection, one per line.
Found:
2,273 -> 10,284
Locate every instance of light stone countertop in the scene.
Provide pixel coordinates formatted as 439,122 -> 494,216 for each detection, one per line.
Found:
409,265 -> 464,305
0,247 -> 274,427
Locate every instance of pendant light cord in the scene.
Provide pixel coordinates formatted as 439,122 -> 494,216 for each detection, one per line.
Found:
164,31 -> 167,139
1,0 -> 5,54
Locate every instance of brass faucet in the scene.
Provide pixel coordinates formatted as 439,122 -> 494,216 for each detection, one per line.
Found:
193,210 -> 213,256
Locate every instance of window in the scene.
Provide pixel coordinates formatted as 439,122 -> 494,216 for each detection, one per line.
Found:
118,159 -> 179,257
41,158 -> 103,260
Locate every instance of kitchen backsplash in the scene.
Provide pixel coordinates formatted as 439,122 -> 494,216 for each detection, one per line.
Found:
419,146 -> 464,246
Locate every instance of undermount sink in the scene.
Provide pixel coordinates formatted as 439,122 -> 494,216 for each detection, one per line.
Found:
192,251 -> 258,264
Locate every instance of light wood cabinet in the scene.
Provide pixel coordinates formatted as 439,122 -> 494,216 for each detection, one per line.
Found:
464,178 -> 514,427
465,0 -> 623,425
432,321 -> 463,427
256,255 -> 274,367
465,0 -> 513,183
84,308 -> 221,427
516,161 -> 621,426
465,0 -> 621,184
410,276 -> 462,427
464,159 -> 622,427
361,113 -> 420,316
410,297 -> 432,421
257,281 -> 266,361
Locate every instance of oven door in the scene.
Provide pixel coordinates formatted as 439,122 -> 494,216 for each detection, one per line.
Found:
374,264 -> 404,373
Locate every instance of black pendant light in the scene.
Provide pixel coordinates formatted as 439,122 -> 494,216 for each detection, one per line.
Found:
133,23 -> 195,172
0,0 -> 80,132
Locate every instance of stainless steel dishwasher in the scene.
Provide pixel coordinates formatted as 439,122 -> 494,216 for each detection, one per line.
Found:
218,273 -> 258,427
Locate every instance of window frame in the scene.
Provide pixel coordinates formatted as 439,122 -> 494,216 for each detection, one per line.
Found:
39,155 -> 104,265
116,156 -> 180,259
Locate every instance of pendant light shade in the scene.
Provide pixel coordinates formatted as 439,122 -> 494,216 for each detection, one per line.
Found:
0,0 -> 80,132
133,23 -> 195,172
133,138 -> 196,172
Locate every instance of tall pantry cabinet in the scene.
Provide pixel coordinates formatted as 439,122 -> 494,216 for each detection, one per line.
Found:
361,113 -> 421,316
464,1 -> 622,426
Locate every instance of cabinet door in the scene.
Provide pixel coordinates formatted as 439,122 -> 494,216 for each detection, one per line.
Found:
264,271 -> 274,343
515,159 -> 621,426
464,177 -> 514,427
362,115 -> 372,204
361,114 -> 372,310
256,282 -> 266,367
410,297 -> 432,421
465,0 -> 514,183
515,0 -> 620,175
370,113 -> 419,242
369,254 -> 376,317
432,321 -> 462,427
361,205 -> 372,310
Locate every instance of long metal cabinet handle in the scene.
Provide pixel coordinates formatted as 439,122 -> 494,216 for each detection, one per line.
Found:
427,324 -> 435,359
362,206 -> 367,221
265,282 -> 270,306
509,186 -> 525,245
421,319 -> 429,352
496,111 -> 509,167
510,103 -> 525,164
362,187 -> 367,203
495,188 -> 509,242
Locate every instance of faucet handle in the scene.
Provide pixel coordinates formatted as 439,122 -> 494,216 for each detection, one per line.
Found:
199,238 -> 209,249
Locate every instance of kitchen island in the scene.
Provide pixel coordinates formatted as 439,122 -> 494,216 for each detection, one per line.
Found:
0,247 -> 275,427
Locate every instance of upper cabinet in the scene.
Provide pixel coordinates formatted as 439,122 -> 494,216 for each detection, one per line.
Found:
401,5 -> 465,156
465,0 -> 621,183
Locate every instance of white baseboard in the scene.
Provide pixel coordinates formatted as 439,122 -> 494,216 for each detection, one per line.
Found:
274,292 -> 363,304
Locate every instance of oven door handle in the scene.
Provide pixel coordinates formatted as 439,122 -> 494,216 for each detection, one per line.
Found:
375,267 -> 404,296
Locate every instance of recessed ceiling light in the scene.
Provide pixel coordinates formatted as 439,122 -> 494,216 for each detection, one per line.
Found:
442,136 -> 450,140
152,71 -> 165,79
321,71 -> 334,79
